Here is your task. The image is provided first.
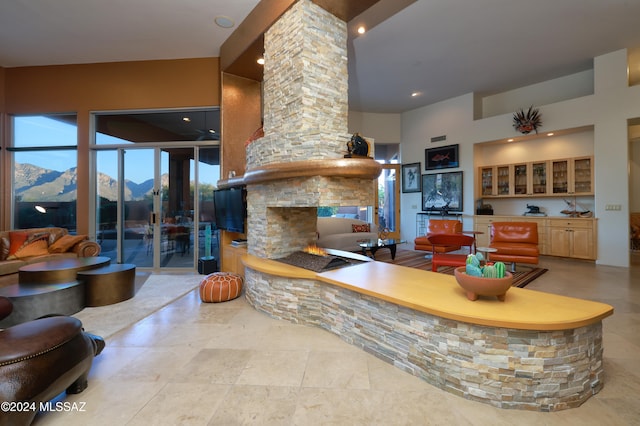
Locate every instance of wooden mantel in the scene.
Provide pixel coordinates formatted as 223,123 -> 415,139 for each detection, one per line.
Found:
218,158 -> 382,188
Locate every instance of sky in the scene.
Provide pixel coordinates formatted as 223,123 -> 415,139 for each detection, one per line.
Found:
14,115 -> 218,185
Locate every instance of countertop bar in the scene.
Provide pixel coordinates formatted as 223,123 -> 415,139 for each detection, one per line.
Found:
242,254 -> 613,331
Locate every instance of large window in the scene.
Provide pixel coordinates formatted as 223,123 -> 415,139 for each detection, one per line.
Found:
11,114 -> 78,230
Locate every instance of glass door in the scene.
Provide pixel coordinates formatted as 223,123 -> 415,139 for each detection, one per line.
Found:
121,149 -> 155,267
376,164 -> 400,239
96,147 -> 196,269
159,148 -> 195,268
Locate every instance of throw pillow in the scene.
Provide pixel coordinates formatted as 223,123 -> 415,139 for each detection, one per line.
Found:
352,223 -> 371,233
48,234 -> 87,253
8,231 -> 29,257
7,232 -> 50,259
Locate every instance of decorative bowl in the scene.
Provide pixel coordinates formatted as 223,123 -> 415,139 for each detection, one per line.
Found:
453,267 -> 513,301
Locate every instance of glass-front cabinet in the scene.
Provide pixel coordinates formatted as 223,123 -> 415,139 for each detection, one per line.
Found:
573,157 -> 592,194
552,157 -> 593,195
513,163 -> 528,195
531,161 -> 548,195
480,167 -> 494,196
497,165 -> 510,195
478,156 -> 591,198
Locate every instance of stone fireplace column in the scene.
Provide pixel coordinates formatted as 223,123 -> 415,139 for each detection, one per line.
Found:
245,0 -> 380,259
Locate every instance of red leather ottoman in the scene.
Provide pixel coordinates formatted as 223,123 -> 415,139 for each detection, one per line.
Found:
199,272 -> 244,303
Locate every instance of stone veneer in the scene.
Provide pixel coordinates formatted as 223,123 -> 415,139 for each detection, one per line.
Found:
247,0 -> 349,170
244,269 -> 605,411
245,0 -> 372,258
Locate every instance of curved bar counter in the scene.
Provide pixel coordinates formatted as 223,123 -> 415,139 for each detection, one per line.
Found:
243,255 -> 614,411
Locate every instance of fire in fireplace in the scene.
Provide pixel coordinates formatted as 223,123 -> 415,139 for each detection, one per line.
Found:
277,245 -> 370,272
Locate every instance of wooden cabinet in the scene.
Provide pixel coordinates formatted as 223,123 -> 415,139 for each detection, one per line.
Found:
548,218 -> 597,260
475,216 -> 597,260
220,230 -> 247,276
478,156 -> 591,199
222,245 -> 247,277
551,157 -> 593,196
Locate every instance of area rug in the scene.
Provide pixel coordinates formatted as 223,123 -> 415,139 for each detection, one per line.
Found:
374,249 -> 547,288
73,272 -> 203,339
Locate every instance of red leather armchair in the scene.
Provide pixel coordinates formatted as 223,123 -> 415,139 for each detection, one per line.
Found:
414,219 -> 462,253
489,222 -> 539,271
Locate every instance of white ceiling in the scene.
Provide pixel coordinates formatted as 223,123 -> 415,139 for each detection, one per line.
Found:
2,0 -> 640,113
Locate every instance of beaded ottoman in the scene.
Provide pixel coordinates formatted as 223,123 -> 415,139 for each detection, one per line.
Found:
199,272 -> 244,303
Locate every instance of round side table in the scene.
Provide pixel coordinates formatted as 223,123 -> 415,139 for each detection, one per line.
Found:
475,246 -> 498,262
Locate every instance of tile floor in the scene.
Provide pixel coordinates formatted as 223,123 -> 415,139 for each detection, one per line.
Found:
34,254 -> 640,425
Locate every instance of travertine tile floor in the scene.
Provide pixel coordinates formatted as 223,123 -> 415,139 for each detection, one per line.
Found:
34,254 -> 640,425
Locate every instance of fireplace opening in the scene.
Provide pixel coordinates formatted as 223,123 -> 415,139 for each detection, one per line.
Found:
276,245 -> 370,272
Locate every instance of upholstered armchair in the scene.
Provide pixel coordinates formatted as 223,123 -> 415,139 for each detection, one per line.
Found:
489,222 -> 539,271
414,219 -> 463,253
0,296 -> 104,426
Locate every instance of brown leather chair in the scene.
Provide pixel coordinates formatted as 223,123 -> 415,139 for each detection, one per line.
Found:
0,296 -> 104,426
414,219 -> 463,253
429,233 -> 476,272
489,222 -> 539,271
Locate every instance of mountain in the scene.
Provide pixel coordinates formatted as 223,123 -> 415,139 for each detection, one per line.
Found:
15,163 -> 157,202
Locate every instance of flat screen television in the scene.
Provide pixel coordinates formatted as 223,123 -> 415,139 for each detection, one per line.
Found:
213,187 -> 246,233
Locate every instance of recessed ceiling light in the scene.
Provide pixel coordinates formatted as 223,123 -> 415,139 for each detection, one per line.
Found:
507,138 -> 514,142
257,57 -> 265,65
547,132 -> 554,136
214,15 -> 235,28
357,26 -> 366,34
411,91 -> 421,97
182,117 -> 191,122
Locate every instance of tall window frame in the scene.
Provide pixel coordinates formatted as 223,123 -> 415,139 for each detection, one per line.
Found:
8,114 -> 79,231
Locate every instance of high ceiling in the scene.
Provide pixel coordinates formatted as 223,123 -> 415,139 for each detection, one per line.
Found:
2,0 -> 640,113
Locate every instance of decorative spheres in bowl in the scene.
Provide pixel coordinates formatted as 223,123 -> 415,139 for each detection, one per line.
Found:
453,267 -> 513,301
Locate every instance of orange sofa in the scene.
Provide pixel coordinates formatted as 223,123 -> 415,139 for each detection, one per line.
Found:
489,222 -> 539,270
414,219 -> 462,253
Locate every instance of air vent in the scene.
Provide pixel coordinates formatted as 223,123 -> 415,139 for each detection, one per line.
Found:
431,135 -> 447,143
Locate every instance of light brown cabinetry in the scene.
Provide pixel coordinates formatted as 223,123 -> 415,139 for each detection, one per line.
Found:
474,216 -> 596,259
548,218 -> 597,260
220,230 -> 247,276
478,156 -> 592,198
550,157 -> 593,196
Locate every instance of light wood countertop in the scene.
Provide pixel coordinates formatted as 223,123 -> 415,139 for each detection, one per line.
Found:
243,254 -> 613,331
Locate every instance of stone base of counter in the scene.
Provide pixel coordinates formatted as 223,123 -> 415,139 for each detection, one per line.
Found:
245,268 -> 604,411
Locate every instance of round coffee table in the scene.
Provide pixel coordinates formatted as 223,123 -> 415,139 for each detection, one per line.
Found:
19,256 -> 111,285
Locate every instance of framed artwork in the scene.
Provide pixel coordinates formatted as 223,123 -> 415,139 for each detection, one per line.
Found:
401,162 -> 421,193
422,171 -> 463,213
425,144 -> 459,170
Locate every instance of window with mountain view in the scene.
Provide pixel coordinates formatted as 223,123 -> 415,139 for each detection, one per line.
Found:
11,114 -> 78,230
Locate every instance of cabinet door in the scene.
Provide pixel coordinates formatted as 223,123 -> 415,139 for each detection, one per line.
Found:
551,160 -> 569,194
480,167 -> 495,196
572,157 -> 593,195
531,161 -> 548,195
549,227 -> 570,257
496,165 -> 511,196
513,164 -> 528,195
570,227 -> 593,259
